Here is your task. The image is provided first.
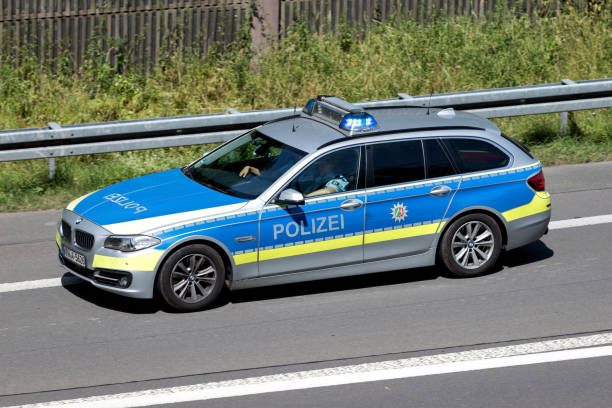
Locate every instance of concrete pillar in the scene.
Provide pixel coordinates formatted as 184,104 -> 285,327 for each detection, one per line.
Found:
252,0 -> 280,52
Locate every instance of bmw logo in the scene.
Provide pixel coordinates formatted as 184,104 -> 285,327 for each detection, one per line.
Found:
75,218 -> 82,224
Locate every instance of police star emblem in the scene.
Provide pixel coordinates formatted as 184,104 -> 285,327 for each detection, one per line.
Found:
390,202 -> 407,222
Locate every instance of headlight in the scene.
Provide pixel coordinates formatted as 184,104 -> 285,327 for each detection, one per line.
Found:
104,235 -> 161,252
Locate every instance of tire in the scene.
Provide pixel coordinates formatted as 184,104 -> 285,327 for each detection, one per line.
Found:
440,213 -> 502,278
157,244 -> 225,312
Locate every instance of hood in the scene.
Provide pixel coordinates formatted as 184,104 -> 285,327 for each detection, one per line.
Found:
68,168 -> 248,234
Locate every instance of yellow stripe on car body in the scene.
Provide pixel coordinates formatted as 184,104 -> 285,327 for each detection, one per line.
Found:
502,192 -> 551,222
92,250 -> 164,271
364,222 -> 444,245
233,223 -> 444,265
258,235 -> 363,262
66,191 -> 97,211
233,251 -> 258,265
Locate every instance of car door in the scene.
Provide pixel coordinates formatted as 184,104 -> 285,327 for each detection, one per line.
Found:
258,146 -> 365,277
440,137 -> 519,217
363,138 -> 459,261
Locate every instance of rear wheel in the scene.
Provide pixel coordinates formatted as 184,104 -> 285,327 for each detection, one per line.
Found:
440,213 -> 502,277
157,244 -> 225,312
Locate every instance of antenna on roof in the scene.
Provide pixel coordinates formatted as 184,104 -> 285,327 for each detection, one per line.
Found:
426,86 -> 434,116
292,104 -> 297,132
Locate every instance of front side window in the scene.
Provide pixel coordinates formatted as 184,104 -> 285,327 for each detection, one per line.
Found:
186,131 -> 306,199
289,147 -> 361,198
442,138 -> 510,173
367,140 -> 424,188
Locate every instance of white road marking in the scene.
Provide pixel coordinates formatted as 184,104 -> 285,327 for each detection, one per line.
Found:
0,277 -> 79,294
5,332 -> 612,408
548,214 -> 612,230
0,213 -> 611,294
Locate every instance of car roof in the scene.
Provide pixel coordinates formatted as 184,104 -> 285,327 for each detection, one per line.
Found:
256,106 -> 500,153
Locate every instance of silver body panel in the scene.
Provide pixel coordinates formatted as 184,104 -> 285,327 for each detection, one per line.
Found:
506,210 -> 551,251
58,209 -> 161,298
231,248 -> 438,291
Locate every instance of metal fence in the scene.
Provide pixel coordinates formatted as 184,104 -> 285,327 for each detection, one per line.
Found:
0,0 -> 252,71
1,78 -> 611,179
278,0 -> 586,34
0,0 -> 593,71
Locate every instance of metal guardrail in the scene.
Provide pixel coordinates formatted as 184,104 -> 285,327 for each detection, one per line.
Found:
1,78 -> 611,165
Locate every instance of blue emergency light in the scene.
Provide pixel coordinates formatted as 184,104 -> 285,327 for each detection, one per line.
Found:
339,112 -> 378,132
303,98 -> 316,115
303,96 -> 379,134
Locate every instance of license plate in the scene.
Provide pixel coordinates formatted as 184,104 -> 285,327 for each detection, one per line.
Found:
63,245 -> 87,268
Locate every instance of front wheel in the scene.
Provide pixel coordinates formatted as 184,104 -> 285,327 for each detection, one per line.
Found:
157,244 -> 225,312
440,213 -> 502,278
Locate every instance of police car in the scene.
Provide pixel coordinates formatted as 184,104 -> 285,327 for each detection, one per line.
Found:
57,96 -> 551,311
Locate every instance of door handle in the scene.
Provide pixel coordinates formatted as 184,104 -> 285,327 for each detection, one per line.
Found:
340,199 -> 363,211
429,185 -> 452,197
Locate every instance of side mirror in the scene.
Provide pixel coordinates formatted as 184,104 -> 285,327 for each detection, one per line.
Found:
276,188 -> 305,206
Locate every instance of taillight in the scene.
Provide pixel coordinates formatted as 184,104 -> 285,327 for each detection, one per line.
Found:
528,170 -> 545,192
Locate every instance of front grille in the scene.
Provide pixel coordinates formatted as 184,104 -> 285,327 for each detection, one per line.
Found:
75,230 -> 94,250
61,220 -> 72,241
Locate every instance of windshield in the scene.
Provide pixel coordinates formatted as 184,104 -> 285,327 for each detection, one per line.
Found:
186,131 -> 307,199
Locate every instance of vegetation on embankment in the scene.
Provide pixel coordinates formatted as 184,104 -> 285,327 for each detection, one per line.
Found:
0,9 -> 610,212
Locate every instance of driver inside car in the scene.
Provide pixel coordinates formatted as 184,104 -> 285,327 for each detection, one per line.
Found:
300,159 -> 349,197
238,146 -> 302,179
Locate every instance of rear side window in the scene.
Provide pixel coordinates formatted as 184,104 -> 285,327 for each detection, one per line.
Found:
501,133 -> 535,159
424,139 -> 455,179
367,140 -> 424,187
442,138 -> 510,173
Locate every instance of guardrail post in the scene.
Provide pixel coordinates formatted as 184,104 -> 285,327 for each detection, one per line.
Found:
47,122 -> 61,180
559,111 -> 569,136
47,157 -> 56,180
559,79 -> 576,136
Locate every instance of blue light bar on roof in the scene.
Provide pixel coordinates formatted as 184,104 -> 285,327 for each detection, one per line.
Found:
303,99 -> 316,115
339,112 -> 378,133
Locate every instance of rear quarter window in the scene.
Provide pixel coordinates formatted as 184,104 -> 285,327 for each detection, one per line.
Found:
442,138 -> 510,173
501,133 -> 535,159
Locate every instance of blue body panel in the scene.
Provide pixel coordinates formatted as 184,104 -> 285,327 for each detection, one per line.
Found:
73,168 -> 246,226
155,211 -> 260,253
364,177 -> 460,259
445,164 -> 541,220
258,192 -> 366,276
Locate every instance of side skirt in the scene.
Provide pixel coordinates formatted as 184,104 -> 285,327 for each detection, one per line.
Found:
230,248 -> 437,291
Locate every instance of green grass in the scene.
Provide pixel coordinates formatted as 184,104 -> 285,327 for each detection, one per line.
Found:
0,9 -> 610,212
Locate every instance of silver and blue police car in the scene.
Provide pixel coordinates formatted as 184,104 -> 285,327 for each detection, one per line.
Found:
57,96 -> 551,311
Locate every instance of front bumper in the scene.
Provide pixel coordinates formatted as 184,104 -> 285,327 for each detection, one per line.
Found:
57,209 -> 162,299
58,250 -> 158,299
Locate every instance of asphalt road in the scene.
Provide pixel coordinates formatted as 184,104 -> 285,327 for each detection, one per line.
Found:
0,161 -> 611,407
